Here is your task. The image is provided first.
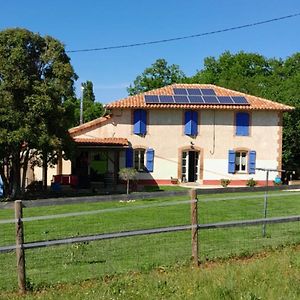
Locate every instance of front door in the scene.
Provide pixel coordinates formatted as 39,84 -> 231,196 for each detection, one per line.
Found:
181,150 -> 199,182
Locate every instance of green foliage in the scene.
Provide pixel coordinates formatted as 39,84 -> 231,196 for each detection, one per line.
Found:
127,58 -> 186,95
0,28 -> 77,198
190,51 -> 300,174
246,178 -> 257,187
119,168 -> 138,194
220,179 -> 231,187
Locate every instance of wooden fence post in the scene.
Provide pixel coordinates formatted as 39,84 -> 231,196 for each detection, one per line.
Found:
190,189 -> 199,266
15,200 -> 26,293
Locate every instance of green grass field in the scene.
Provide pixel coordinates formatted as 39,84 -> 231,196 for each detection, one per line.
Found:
1,190 -> 300,293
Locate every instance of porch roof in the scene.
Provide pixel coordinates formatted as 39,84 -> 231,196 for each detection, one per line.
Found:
73,137 -> 129,146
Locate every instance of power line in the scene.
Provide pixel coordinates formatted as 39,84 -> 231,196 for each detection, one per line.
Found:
67,12 -> 300,53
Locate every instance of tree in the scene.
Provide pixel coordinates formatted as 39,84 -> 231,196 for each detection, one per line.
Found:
127,58 -> 186,95
0,28 -> 77,198
73,80 -> 104,125
118,168 -> 137,194
190,51 -> 300,174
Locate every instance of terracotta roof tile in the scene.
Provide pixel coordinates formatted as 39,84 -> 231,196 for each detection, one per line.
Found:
105,84 -> 294,111
69,115 -> 111,136
73,137 -> 128,146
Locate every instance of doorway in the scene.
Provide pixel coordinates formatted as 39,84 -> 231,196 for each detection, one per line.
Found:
181,150 -> 199,182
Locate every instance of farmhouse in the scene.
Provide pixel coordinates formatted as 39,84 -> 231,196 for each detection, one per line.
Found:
57,84 -> 293,188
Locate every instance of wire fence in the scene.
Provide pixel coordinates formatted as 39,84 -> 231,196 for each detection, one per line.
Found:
1,189 -> 300,293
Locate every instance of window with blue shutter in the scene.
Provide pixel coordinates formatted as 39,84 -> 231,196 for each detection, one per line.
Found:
236,112 -> 250,136
185,111 -> 198,136
228,150 -> 236,173
125,148 -> 133,168
133,109 -> 147,135
146,148 -> 154,172
248,150 -> 256,174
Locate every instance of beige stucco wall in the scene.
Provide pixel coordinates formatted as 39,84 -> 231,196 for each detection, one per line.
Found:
74,108 -> 281,182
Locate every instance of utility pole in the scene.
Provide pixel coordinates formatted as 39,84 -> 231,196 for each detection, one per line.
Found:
80,84 -> 84,125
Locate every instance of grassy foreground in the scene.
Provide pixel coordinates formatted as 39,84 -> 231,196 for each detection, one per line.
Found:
1,245 -> 300,300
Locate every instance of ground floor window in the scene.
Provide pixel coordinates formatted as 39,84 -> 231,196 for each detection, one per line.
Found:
235,151 -> 247,172
134,149 -> 146,172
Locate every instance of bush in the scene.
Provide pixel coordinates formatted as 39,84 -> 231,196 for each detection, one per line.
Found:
246,178 -> 257,187
220,179 -> 231,187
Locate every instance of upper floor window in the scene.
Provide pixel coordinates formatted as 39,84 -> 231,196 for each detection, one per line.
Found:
184,110 -> 198,136
133,109 -> 147,135
236,112 -> 250,136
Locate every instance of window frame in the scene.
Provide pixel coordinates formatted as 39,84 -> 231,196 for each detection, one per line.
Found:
235,150 -> 248,173
133,148 -> 146,172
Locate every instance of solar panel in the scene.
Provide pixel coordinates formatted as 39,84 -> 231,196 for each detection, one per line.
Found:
232,96 -> 249,104
159,95 -> 174,103
187,88 -> 202,96
174,95 -> 189,103
203,96 -> 219,104
144,95 -> 159,103
173,88 -> 188,95
201,89 -> 216,96
188,95 -> 204,103
218,96 -> 234,104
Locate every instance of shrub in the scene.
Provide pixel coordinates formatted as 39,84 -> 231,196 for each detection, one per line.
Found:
220,179 -> 231,187
119,168 -> 138,194
246,178 -> 257,187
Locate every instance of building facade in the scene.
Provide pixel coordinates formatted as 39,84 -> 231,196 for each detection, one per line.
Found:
64,84 -> 293,187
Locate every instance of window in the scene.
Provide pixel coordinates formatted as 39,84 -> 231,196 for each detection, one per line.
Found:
125,147 -> 154,172
235,151 -> 247,172
184,111 -> 198,136
134,149 -> 146,172
236,112 -> 250,136
228,150 -> 256,174
133,109 -> 147,135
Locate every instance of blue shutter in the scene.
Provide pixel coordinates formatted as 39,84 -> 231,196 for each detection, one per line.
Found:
191,111 -> 198,136
248,150 -> 256,174
0,175 -> 3,197
133,110 -> 141,134
146,148 -> 154,172
185,111 -> 192,135
228,150 -> 236,174
125,148 -> 133,168
236,112 -> 250,136
133,109 -> 147,135
140,109 -> 147,135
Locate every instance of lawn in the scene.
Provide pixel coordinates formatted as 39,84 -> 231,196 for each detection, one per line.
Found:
0,190 -> 300,292
1,245 -> 300,300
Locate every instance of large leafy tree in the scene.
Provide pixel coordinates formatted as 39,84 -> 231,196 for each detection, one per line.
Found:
73,80 -> 104,125
0,28 -> 77,198
127,58 -> 186,95
190,51 -> 300,174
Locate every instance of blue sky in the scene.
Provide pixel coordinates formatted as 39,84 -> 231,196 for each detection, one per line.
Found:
1,1 -> 300,103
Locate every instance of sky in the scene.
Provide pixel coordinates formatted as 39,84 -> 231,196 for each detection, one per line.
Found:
1,1 -> 300,103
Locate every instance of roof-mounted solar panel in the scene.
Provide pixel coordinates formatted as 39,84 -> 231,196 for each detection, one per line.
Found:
174,95 -> 189,103
144,95 -> 159,103
232,96 -> 249,105
173,88 -> 188,95
187,88 -> 202,96
201,89 -> 216,96
188,95 -> 204,103
159,95 -> 174,103
218,96 -> 234,104
203,96 -> 219,104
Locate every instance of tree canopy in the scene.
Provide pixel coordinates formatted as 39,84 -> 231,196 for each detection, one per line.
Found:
127,58 -> 186,95
0,28 -> 78,198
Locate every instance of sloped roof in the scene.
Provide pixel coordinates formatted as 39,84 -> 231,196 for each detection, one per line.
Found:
73,137 -> 128,146
69,116 -> 111,136
105,84 -> 294,111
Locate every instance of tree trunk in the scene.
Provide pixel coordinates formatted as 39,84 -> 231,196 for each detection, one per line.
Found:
126,179 -> 129,195
11,151 -> 21,200
42,151 -> 48,190
21,149 -> 29,194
